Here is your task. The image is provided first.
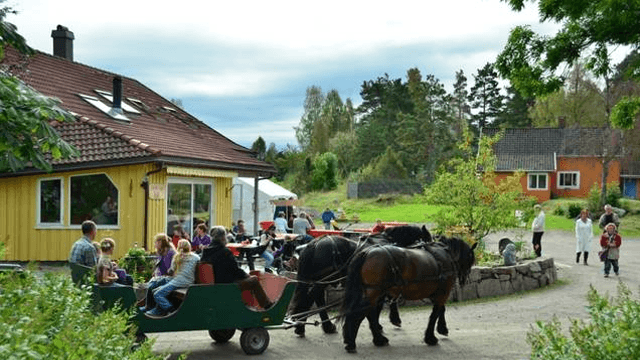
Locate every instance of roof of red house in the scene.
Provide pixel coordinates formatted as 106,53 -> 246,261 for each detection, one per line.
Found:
484,127 -> 623,172
2,46 -> 275,176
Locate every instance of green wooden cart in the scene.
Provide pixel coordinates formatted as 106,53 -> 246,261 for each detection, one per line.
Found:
93,272 -> 296,355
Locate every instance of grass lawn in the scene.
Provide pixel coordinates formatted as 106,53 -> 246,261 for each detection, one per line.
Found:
300,186 -> 640,238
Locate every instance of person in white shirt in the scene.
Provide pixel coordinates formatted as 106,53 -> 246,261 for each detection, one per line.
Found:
274,211 -> 291,233
531,204 -> 545,257
575,208 -> 593,265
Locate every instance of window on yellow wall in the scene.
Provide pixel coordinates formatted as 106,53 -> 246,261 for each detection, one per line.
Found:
528,173 -> 548,190
70,174 -> 119,226
37,177 -> 63,226
558,172 -> 579,189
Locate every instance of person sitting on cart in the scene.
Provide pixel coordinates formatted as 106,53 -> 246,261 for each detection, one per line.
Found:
146,239 -> 200,317
201,226 -> 273,309
139,233 -> 177,312
96,238 -> 129,287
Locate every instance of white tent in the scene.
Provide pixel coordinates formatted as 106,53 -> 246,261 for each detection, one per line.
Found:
232,177 -> 297,235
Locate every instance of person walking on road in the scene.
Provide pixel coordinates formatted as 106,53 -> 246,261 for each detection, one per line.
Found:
598,204 -> 620,231
600,223 -> 622,277
575,209 -> 593,265
531,204 -> 545,257
321,208 -> 336,230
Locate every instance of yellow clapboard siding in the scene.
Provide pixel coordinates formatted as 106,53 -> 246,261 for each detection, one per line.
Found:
0,163 -> 238,261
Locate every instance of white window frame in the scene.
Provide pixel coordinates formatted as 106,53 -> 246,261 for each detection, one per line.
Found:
557,171 -> 580,189
36,177 -> 64,228
527,173 -> 548,191
166,177 -> 216,239
68,172 -> 120,229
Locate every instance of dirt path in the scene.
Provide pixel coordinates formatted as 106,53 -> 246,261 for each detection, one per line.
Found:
152,229 -> 640,359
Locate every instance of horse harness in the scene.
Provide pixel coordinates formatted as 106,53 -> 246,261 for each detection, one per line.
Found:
362,243 -> 457,291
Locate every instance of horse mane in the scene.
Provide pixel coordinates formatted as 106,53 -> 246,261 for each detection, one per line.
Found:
436,236 -> 476,284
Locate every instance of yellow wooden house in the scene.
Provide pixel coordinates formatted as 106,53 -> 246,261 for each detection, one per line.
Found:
0,26 -> 275,261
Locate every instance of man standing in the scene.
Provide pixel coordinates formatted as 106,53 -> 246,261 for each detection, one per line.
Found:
531,205 -> 545,258
321,207 -> 336,230
599,204 -> 620,231
69,220 -> 98,267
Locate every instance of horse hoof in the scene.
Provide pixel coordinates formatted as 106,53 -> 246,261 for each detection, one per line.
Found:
345,345 -> 357,353
373,336 -> 389,347
294,326 -> 306,338
322,323 -> 337,334
437,327 -> 448,336
391,320 -> 402,328
425,337 -> 438,346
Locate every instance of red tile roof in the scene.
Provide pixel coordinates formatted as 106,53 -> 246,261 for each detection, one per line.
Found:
2,46 -> 275,176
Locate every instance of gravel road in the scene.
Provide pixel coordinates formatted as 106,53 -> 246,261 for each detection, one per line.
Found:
152,228 -> 640,359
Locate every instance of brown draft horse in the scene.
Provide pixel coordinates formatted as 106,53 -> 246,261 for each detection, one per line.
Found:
340,236 -> 476,353
289,225 -> 431,337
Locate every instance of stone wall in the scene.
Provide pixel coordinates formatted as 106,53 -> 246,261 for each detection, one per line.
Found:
449,257 -> 556,302
323,257 -> 556,306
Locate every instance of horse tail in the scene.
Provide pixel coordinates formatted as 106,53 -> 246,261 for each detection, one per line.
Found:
339,249 -> 368,320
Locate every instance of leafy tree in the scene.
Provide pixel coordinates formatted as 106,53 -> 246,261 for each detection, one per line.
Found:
425,129 -> 529,241
468,62 -> 504,132
0,4 -> 79,172
295,86 -> 324,151
310,152 -> 338,191
328,130 -> 359,176
528,64 -> 607,127
496,0 -> 640,206
250,136 -> 266,160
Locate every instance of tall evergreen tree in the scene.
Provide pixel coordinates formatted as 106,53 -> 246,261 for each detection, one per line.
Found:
468,62 -> 504,132
493,86 -> 533,128
250,136 -> 266,160
453,69 -> 470,123
294,86 -> 324,151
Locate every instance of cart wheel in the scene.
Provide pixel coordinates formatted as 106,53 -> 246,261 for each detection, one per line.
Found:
240,328 -> 270,355
208,328 -> 236,343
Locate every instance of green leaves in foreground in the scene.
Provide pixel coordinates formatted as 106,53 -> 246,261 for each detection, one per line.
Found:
0,72 -> 79,172
0,270 -> 165,360
528,282 -> 640,359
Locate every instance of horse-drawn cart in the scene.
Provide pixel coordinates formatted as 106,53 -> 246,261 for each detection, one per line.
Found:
93,271 -> 296,355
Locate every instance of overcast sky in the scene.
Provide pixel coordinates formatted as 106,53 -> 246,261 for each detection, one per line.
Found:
9,0 -> 556,149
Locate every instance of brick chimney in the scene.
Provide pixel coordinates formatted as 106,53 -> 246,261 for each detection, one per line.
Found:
51,25 -> 74,61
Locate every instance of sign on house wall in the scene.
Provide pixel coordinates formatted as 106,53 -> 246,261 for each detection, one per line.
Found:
150,184 -> 165,200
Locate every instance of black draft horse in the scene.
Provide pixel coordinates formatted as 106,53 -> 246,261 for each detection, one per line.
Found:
289,225 -> 431,337
340,236 -> 477,353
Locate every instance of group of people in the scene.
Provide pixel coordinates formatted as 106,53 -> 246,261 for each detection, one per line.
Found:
529,203 -> 622,277
69,220 -> 275,317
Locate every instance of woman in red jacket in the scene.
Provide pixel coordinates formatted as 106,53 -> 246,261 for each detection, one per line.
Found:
600,223 -> 622,277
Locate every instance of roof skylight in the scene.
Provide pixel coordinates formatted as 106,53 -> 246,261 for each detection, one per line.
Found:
78,94 -> 130,122
94,90 -> 141,114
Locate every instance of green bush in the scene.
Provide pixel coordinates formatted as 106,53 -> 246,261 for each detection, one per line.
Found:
588,182 -> 623,215
553,206 -> 565,216
567,203 -> 582,219
0,269 -> 165,360
528,282 -> 640,359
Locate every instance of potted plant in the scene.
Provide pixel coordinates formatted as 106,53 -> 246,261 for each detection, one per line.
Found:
119,246 -> 156,284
